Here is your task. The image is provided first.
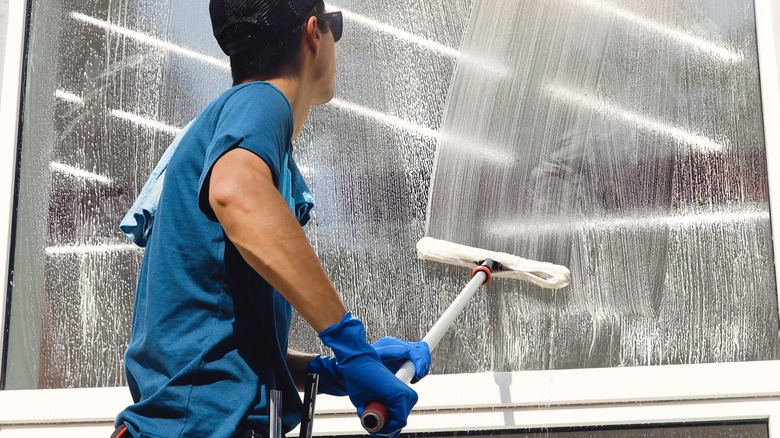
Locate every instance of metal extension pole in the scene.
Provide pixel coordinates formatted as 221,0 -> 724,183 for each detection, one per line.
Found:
269,389 -> 282,438
360,260 -> 496,432
394,267 -> 489,383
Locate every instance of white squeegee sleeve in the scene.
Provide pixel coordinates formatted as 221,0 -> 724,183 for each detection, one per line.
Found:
394,238 -> 570,384
416,237 -> 571,289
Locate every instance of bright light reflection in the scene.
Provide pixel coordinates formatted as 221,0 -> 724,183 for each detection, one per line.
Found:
45,243 -> 141,256
327,3 -> 459,58
55,89 -> 85,105
546,84 -> 726,153
110,110 -> 181,135
50,162 -> 113,185
69,12 -> 446,142
326,2 -> 511,77
577,0 -> 743,62
436,133 -> 517,164
490,209 -> 769,237
328,98 -> 438,138
55,90 -> 182,134
70,12 -> 230,69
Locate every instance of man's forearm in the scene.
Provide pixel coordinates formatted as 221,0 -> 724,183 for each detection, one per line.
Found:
288,349 -> 319,390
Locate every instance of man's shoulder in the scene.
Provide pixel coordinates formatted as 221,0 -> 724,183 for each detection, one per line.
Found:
214,82 -> 293,137
184,82 -> 290,138
223,82 -> 289,109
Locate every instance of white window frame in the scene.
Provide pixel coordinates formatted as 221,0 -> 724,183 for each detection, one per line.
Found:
1,363 -> 780,436
1,0 -> 780,436
0,0 -> 26,385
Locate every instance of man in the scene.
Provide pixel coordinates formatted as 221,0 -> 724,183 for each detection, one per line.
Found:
112,0 -> 431,436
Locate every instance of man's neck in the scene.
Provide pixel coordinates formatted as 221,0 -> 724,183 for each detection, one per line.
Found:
265,76 -> 312,142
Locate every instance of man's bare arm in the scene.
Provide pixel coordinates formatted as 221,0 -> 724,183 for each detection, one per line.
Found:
288,349 -> 319,390
209,147 -> 347,332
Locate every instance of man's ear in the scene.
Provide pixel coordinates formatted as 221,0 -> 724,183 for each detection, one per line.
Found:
302,15 -> 321,51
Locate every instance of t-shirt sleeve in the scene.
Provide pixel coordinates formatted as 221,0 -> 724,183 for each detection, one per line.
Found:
197,86 -> 292,221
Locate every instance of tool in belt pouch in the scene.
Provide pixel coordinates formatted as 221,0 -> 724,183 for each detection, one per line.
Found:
264,375 -> 319,438
299,373 -> 319,438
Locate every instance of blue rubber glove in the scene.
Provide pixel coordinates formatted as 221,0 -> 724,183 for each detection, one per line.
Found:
319,312 -> 419,436
308,337 -> 431,395
307,354 -> 347,396
372,337 -> 431,383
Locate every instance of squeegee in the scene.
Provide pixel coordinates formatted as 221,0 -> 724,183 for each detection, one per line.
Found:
360,236 -> 571,432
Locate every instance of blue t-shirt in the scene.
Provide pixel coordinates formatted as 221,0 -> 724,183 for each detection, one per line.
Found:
118,82 -> 313,438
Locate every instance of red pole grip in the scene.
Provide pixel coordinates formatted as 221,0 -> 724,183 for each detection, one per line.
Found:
361,401 -> 388,433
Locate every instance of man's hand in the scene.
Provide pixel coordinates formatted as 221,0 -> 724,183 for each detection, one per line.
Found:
372,337 -> 430,383
318,313 -> 419,436
308,337 -> 431,396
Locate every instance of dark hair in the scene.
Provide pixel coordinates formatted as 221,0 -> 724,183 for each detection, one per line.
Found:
227,0 -> 325,85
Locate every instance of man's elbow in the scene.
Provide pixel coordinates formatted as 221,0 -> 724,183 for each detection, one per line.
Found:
208,149 -> 280,226
208,176 -> 243,219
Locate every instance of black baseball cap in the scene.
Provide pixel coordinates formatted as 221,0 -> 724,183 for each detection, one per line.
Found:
210,0 -> 318,56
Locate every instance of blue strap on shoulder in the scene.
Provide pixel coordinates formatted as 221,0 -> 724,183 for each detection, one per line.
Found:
120,120 -> 194,247
286,153 -> 315,226
120,125 -> 315,247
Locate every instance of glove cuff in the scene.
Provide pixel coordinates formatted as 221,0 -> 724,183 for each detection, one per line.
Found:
318,312 -> 378,364
307,354 -> 348,396
307,354 -> 332,375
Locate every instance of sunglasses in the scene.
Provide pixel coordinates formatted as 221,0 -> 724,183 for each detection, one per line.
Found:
315,11 -> 343,42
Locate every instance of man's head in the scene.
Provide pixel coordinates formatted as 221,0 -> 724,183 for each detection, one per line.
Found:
210,0 -> 340,86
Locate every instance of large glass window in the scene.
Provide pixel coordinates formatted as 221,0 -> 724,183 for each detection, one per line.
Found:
3,0 -> 778,391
